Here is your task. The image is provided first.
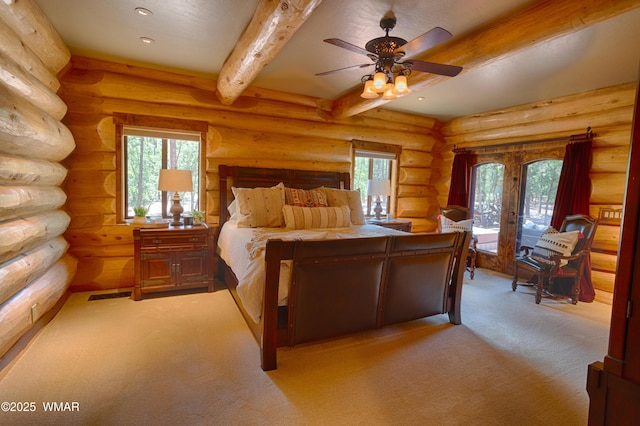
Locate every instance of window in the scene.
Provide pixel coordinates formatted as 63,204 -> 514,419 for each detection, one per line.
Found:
352,141 -> 400,217
114,114 -> 207,222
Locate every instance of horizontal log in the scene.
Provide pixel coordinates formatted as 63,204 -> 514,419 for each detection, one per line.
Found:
591,251 -> 618,274
592,269 -> 616,294
591,146 -> 631,173
0,236 -> 68,306
443,83 -> 637,136
70,56 -> 441,131
0,254 -> 77,359
397,184 -> 437,198
69,244 -> 133,258
0,210 -> 70,264
0,10 -> 58,92
591,172 -> 626,204
0,50 -> 67,120
70,256 -> 134,291
68,214 -> 116,230
592,224 -> 622,253
0,154 -> 67,186
0,84 -> 75,161
62,67 -> 438,136
64,197 -> 115,216
64,225 -> 135,247
396,197 -> 429,218
400,149 -> 433,167
63,152 -> 115,171
205,158 -> 351,176
208,127 -> 352,164
0,186 -> 66,222
444,106 -> 634,148
0,0 -> 70,74
591,125 -> 633,148
63,170 -> 116,198
408,218 -> 439,234
64,119 -> 116,153
399,167 -> 432,186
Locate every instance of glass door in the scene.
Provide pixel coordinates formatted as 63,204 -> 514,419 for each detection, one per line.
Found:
469,147 -> 564,275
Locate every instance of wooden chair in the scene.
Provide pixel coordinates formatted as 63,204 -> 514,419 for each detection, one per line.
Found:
512,214 -> 598,304
440,205 -> 478,279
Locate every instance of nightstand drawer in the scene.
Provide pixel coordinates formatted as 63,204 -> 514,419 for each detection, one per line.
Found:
140,233 -> 207,247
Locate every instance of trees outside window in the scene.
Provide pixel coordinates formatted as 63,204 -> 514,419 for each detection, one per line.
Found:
124,133 -> 200,219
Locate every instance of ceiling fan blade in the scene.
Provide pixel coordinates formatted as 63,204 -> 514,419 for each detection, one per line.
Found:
324,38 -> 376,58
403,60 -> 463,77
395,27 -> 453,59
315,63 -> 373,76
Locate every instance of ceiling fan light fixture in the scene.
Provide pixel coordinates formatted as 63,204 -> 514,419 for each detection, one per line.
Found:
394,74 -> 410,95
360,79 -> 379,99
381,82 -> 397,100
373,72 -> 387,92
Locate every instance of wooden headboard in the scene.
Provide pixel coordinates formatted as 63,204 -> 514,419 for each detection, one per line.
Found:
218,165 -> 351,223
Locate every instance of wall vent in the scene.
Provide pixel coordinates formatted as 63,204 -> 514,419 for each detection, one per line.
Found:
88,292 -> 132,301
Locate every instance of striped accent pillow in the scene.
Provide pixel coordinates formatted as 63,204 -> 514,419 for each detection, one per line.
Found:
282,205 -> 352,230
531,230 -> 581,267
232,183 -> 285,228
284,187 -> 328,207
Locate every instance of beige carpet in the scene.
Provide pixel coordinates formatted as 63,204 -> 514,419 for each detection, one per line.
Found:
0,269 -> 611,425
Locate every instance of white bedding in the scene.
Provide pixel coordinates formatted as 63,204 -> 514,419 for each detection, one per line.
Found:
216,222 -> 408,323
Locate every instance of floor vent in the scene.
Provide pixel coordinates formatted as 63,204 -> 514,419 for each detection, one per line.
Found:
88,292 -> 132,301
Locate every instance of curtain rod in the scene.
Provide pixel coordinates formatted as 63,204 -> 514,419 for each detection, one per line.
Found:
453,127 -> 594,153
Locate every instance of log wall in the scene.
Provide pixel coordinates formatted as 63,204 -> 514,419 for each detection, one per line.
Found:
0,0 -> 76,359
59,57 -> 443,291
440,82 -> 637,303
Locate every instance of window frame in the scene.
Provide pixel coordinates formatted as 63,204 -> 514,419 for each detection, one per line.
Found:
352,140 -> 401,218
114,113 -> 207,223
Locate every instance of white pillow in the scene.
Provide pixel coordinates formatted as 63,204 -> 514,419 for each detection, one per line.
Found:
322,187 -> 365,225
531,229 -> 581,267
231,183 -> 285,228
282,205 -> 352,230
227,200 -> 237,221
440,215 -> 473,233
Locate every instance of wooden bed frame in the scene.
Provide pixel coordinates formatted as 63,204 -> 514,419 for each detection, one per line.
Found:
217,165 -> 470,370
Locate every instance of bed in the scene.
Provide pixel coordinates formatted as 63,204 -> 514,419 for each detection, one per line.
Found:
216,165 -> 471,370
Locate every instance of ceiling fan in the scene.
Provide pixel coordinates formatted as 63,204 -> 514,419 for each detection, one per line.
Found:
316,12 -> 462,99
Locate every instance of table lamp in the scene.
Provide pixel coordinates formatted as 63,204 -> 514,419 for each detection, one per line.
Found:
367,179 -> 391,221
158,169 -> 193,226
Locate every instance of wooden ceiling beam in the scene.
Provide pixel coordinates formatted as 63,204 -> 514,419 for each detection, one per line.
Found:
331,0 -> 640,119
216,0 -> 323,106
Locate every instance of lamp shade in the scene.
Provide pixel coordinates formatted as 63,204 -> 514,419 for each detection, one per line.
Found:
367,179 -> 391,197
158,169 -> 193,192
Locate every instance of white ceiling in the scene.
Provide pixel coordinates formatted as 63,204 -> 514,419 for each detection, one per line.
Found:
35,0 -> 640,121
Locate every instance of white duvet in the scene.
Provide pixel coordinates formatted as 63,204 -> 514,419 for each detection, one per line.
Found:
216,222 -> 407,323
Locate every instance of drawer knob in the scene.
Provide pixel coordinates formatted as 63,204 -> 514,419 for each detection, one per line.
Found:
152,239 -> 162,244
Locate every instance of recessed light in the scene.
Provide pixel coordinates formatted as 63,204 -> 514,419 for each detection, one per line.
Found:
135,7 -> 153,16
140,37 -> 155,44
417,97 -> 425,101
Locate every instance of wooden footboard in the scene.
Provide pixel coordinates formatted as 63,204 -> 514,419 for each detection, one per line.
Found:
260,231 -> 470,370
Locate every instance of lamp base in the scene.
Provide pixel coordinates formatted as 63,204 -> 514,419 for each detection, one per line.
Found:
169,193 -> 184,227
373,199 -> 383,221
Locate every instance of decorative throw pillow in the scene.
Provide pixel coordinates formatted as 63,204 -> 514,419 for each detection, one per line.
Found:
231,182 -> 285,228
322,187 -> 365,225
282,205 -> 352,230
530,229 -> 581,267
440,215 -> 473,233
284,187 -> 328,207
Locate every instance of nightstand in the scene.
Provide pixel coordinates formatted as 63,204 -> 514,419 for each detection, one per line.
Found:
367,218 -> 412,232
133,224 -> 215,300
